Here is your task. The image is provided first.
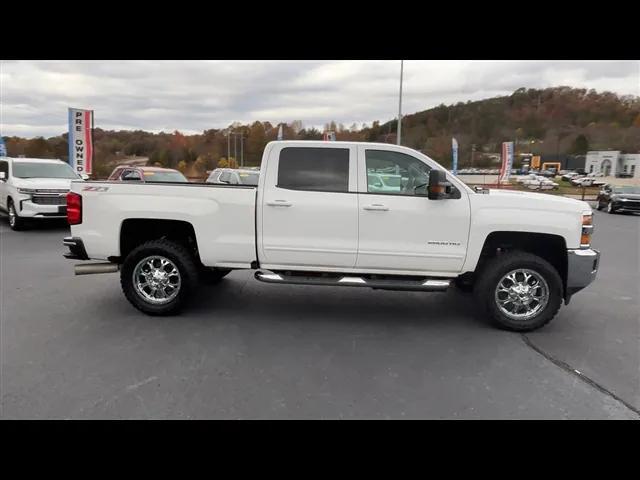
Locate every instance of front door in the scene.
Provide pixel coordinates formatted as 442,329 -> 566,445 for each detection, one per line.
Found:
260,144 -> 359,269
356,146 -> 471,274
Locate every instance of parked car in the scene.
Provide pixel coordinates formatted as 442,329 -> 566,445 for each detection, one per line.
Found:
108,166 -> 188,183
562,172 -> 580,182
0,157 -> 85,231
64,141 -> 599,332
596,184 -> 640,214
206,168 -> 260,186
367,172 -> 403,193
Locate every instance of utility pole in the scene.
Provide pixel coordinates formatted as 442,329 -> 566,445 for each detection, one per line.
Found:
234,133 -> 237,166
397,60 -> 403,145
227,129 -> 231,162
471,144 -> 476,166
240,134 -> 244,167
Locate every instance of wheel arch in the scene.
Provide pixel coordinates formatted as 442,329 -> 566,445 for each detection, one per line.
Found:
119,218 -> 201,265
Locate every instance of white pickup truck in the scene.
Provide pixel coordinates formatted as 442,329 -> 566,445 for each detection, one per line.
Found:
63,141 -> 600,331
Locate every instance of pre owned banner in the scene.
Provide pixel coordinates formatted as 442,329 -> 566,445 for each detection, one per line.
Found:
68,108 -> 94,174
499,141 -> 514,183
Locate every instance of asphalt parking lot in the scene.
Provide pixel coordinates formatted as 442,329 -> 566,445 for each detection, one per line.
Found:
1,210 -> 638,419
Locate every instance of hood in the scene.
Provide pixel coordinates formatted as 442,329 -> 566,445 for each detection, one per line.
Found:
12,177 -> 78,190
486,188 -> 592,213
611,193 -> 640,201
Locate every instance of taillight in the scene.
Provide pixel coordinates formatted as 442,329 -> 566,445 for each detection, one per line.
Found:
67,192 -> 82,225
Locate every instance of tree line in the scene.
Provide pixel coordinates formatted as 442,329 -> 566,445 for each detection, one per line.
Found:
3,86 -> 639,177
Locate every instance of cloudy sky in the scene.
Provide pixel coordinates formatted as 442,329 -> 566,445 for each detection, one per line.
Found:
1,60 -> 638,138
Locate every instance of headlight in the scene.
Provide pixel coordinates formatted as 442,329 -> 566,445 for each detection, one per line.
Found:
580,211 -> 593,248
17,188 -> 37,195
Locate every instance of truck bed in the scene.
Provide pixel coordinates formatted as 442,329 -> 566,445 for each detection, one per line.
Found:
69,181 -> 257,268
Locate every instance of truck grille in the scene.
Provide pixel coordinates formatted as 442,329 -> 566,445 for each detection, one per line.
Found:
32,196 -> 67,205
34,189 -> 69,194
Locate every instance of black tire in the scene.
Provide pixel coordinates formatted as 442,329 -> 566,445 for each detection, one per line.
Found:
596,201 -> 604,211
120,239 -> 199,315
200,267 -> 231,284
7,200 -> 26,231
474,251 -> 563,332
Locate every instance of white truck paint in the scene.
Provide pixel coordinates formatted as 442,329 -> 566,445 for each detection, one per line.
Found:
64,141 -> 600,331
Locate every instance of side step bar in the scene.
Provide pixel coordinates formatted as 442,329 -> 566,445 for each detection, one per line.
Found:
255,270 -> 451,292
75,262 -> 120,275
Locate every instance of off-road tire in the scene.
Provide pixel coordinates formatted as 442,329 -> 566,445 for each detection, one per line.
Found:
120,239 -> 199,315
474,251 -> 563,332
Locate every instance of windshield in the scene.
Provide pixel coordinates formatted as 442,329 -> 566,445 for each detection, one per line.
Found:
237,172 -> 260,185
613,186 -> 640,194
12,161 -> 79,179
142,170 -> 188,183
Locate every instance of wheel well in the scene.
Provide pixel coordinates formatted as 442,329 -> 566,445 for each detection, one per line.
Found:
477,231 -> 568,291
119,219 -> 200,263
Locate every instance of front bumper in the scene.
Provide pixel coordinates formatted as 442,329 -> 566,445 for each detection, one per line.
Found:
612,200 -> 640,212
18,197 -> 67,218
565,248 -> 600,301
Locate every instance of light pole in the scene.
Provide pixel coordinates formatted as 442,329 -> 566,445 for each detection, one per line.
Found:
397,60 -> 404,146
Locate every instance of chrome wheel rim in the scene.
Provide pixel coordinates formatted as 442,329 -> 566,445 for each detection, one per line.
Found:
8,205 -> 16,227
132,255 -> 181,305
494,268 -> 549,321
607,202 -> 612,213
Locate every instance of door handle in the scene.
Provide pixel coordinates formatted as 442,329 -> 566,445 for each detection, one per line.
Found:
266,200 -> 292,207
363,203 -> 389,211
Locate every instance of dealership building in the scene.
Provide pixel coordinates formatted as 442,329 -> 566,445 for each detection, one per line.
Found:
584,151 -> 640,178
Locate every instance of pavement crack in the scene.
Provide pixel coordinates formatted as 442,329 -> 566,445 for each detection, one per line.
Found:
520,334 -> 640,418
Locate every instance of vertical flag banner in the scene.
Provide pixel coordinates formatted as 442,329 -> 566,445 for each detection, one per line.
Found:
451,137 -> 459,175
0,135 -> 7,156
277,124 -> 283,140
499,141 -> 514,184
68,108 -> 94,175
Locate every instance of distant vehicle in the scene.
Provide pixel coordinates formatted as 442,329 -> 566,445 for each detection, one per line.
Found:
571,177 -> 596,187
108,166 -> 188,183
596,185 -> 640,214
206,168 -> 260,186
562,172 -> 580,181
0,157 -> 86,230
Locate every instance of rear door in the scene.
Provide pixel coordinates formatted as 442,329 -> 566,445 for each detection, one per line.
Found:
356,145 -> 471,274
259,144 -> 358,269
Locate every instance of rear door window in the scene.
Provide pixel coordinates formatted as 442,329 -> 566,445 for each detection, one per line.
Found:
277,147 -> 349,193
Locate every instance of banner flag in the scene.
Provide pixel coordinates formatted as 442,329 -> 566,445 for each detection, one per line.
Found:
499,141 -> 514,183
0,136 -> 7,156
277,124 -> 283,140
68,108 -> 94,174
451,137 -> 459,175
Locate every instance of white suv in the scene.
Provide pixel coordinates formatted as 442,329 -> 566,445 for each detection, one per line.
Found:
0,157 -> 85,231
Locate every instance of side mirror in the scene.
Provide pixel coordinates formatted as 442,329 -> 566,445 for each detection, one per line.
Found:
428,170 -> 451,200
0,171 -> 6,181
80,173 -> 90,181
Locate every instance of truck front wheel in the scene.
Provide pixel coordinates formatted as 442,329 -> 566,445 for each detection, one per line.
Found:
474,251 -> 563,332
120,239 -> 199,315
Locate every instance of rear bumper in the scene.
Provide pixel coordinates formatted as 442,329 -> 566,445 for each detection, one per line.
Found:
63,236 -> 89,260
566,248 -> 600,301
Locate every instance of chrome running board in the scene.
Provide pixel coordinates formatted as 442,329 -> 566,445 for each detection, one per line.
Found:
255,270 -> 451,292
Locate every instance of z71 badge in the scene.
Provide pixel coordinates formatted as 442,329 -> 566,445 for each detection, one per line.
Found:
82,186 -> 110,192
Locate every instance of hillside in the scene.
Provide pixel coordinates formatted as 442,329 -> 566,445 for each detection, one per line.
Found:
3,86 -> 639,177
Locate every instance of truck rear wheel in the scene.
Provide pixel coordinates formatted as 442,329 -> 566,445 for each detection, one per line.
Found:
120,239 -> 199,315
474,251 -> 563,332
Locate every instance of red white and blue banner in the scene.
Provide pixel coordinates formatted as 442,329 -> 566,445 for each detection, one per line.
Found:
499,141 -> 514,183
68,108 -> 94,175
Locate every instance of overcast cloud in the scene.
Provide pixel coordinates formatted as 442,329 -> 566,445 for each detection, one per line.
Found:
1,60 -> 638,138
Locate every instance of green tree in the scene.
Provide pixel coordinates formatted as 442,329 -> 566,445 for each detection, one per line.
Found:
570,134 -> 589,154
